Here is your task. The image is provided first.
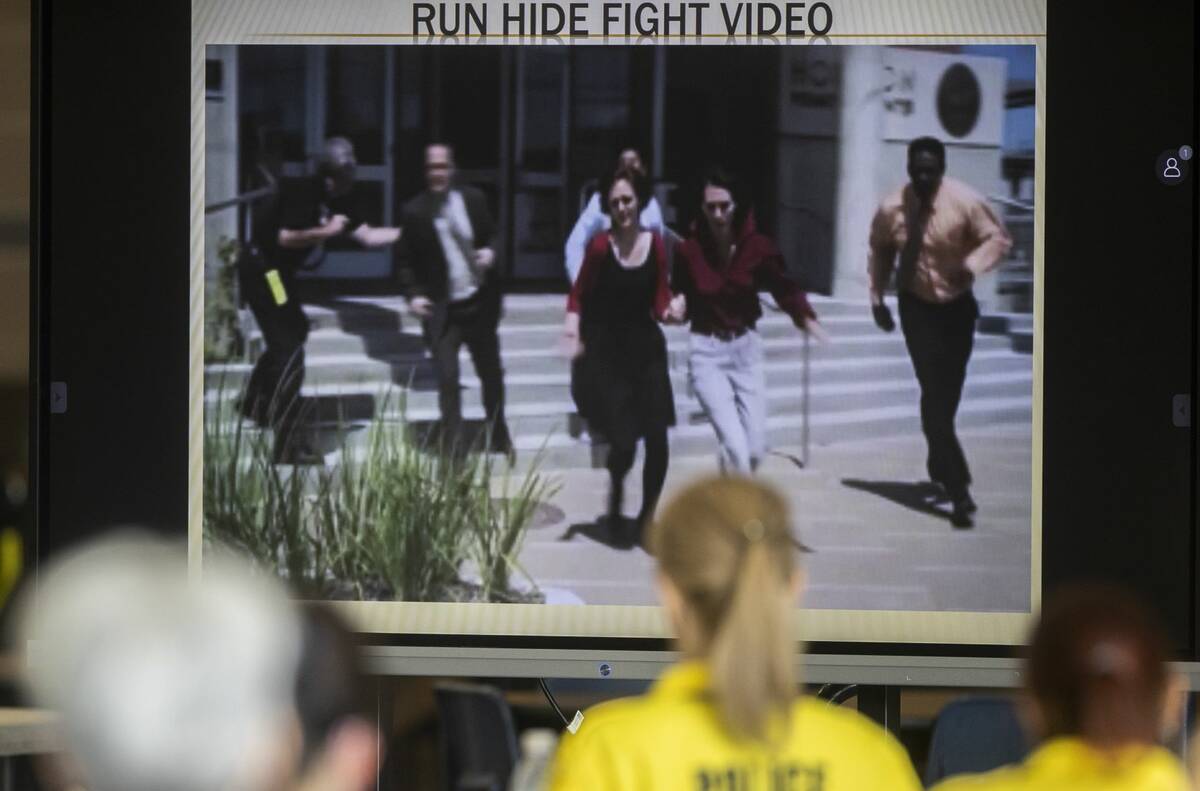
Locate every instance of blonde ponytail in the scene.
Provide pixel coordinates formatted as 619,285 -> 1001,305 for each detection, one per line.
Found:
649,476 -> 801,743
708,541 -> 796,741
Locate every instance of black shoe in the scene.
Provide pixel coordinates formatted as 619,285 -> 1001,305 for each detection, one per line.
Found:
949,491 -> 975,528
488,432 -> 516,463
606,483 -> 624,526
636,495 -> 660,543
947,485 -> 977,514
597,514 -> 635,550
619,517 -> 642,550
238,394 -> 268,425
928,480 -> 951,504
634,513 -> 653,553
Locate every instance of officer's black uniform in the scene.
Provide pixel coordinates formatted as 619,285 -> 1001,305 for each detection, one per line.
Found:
240,175 -> 360,462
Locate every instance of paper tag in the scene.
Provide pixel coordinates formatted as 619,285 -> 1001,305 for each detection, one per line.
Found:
265,269 -> 288,306
567,711 -> 584,735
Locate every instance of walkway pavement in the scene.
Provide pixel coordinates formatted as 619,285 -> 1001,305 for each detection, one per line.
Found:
513,424 -> 1033,613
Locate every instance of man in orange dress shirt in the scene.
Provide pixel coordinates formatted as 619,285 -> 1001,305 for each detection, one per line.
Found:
868,137 -> 1012,527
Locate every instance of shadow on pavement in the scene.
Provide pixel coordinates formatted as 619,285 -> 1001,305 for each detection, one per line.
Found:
841,478 -> 952,523
558,517 -> 642,552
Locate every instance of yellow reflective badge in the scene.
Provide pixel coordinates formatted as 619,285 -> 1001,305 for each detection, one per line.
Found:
265,269 -> 288,306
0,527 -> 22,609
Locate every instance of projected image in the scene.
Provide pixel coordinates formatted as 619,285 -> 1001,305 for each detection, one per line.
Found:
202,44 -> 1036,612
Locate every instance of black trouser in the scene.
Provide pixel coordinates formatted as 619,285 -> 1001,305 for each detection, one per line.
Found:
432,296 -> 508,449
898,290 -> 978,492
606,428 -> 669,525
239,261 -> 309,453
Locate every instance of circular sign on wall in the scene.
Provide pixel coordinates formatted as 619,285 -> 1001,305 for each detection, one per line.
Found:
936,63 -> 982,138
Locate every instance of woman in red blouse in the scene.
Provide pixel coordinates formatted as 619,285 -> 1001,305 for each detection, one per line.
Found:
563,167 -> 685,545
672,168 -> 827,474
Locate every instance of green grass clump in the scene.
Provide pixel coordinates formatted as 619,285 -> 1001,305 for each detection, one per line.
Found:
203,384 -> 553,602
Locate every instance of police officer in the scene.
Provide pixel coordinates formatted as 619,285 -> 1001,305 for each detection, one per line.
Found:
932,587 -> 1190,791
241,137 -> 401,464
547,477 -> 924,791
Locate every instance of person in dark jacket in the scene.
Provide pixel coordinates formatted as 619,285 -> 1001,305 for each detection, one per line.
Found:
396,143 -> 512,456
243,136 -> 400,464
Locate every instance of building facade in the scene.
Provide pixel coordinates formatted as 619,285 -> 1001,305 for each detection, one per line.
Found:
205,44 -> 1028,309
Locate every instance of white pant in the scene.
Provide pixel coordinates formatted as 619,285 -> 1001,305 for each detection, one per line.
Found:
688,330 -> 767,474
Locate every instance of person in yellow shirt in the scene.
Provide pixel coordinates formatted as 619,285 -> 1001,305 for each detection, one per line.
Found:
546,476 -> 924,791
933,586 -> 1190,791
1188,732 -> 1200,789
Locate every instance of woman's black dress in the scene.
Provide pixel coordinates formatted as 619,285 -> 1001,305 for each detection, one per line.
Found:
573,242 -> 676,450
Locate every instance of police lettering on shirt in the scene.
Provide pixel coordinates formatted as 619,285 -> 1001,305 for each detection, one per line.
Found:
696,762 -> 825,790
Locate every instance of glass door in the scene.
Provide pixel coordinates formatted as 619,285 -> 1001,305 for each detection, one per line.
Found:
510,49 -> 569,282
303,46 -> 395,281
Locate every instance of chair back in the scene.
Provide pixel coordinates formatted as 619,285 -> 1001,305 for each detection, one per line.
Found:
435,682 -> 520,791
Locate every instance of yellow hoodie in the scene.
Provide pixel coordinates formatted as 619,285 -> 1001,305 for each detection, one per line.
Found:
932,737 -> 1190,791
547,661 -> 923,791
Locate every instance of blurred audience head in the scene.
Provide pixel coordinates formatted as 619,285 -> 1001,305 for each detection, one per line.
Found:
15,534 -> 304,791
647,475 -> 806,742
290,604 -> 380,791
1025,584 -> 1185,750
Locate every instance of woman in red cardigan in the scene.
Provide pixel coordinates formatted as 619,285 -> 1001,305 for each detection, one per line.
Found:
563,166 -> 685,546
672,167 -> 827,474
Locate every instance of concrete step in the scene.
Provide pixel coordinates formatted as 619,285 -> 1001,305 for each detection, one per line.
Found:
283,325 -> 1010,367
213,293 -> 1035,472
977,312 -> 1035,354
296,294 -> 883,333
296,294 -> 1033,334
511,395 -> 1033,469
978,312 -> 1034,335
286,313 -> 886,356
269,298 -> 1028,357
249,394 -> 1032,472
206,345 -> 1030,395
389,372 -> 1032,440
208,369 -> 1032,440
260,310 -> 888,358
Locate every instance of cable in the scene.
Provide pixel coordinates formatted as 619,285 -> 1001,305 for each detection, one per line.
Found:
538,678 -> 569,726
828,684 -> 860,706
538,678 -> 585,734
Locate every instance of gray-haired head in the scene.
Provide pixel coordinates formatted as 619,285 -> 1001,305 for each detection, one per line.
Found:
15,534 -> 303,791
318,136 -> 357,197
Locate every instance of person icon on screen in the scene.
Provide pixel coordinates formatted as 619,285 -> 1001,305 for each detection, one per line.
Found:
1163,158 -> 1181,179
